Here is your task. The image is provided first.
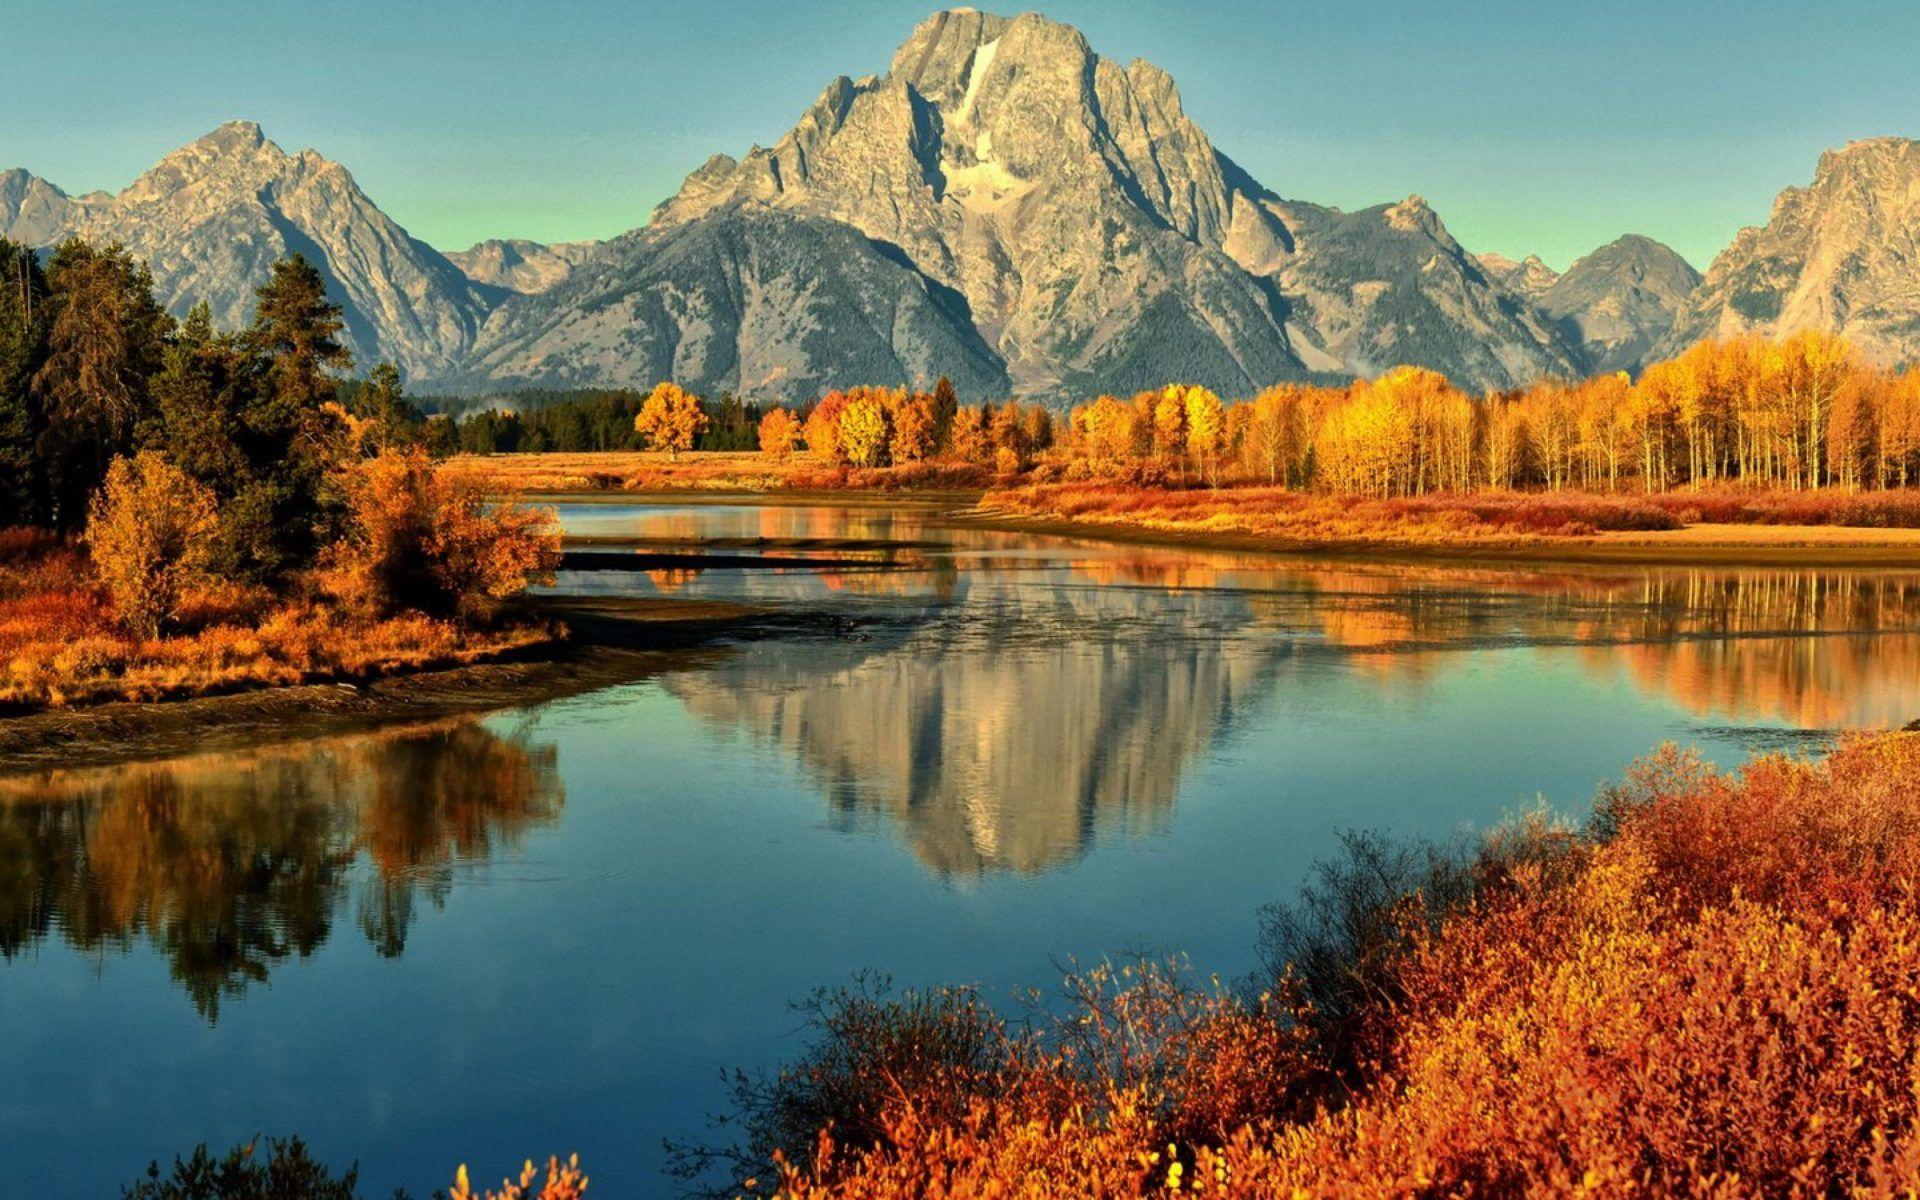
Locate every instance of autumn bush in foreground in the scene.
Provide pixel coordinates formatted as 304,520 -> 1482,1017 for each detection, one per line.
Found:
732,733 -> 1920,1198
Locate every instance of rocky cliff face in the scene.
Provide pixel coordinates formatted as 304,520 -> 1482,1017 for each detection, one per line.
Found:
460,204 -> 1009,399
446,237 -> 600,294
588,8 -> 1586,398
0,170 -> 105,247
3,122 -> 497,380
1662,138 -> 1920,366
1540,235 -> 1702,375
1478,252 -> 1560,298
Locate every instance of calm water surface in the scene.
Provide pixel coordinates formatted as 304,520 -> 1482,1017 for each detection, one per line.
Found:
5,501 -> 1920,1195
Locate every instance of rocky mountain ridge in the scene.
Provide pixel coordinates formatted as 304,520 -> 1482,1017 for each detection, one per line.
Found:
9,13 -> 1916,402
614,8 -> 1589,398
1,122 -> 499,380
1538,235 -> 1703,376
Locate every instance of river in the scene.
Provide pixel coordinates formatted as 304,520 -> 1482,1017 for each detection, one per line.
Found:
4,499 -> 1919,1195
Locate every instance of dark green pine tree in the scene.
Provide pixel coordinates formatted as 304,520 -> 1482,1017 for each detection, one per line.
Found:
227,253 -> 354,577
349,361 -> 421,452
31,238 -> 172,528
0,239 -> 48,527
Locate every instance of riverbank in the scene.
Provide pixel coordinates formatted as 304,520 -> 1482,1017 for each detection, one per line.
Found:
443,449 -> 991,496
971,482 -> 1920,568
0,595 -> 844,775
451,451 -> 1920,567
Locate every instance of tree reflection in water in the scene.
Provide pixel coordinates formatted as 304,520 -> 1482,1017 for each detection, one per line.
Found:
0,719 -> 561,1020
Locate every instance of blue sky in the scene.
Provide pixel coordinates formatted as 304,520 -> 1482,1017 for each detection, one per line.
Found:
6,0 -> 1915,269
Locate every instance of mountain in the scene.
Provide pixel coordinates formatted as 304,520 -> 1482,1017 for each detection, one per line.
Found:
476,8 -> 1587,399
0,170 -> 105,247
3,122 -> 496,380
460,204 -> 1010,398
1662,137 -> 1920,365
24,20 -> 1914,401
446,237 -> 599,294
1539,235 -> 1701,375
1478,252 -> 1559,298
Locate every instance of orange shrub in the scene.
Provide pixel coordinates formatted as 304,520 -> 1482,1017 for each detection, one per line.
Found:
762,733 -> 1920,1199
328,449 -> 561,622
0,531 -> 554,710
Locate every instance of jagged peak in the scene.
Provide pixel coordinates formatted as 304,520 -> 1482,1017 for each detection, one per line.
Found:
1385,194 -> 1437,228
1826,135 -> 1917,157
184,119 -> 277,158
890,8 -> 1095,109
0,167 -> 66,195
890,8 -> 1013,88
122,120 -> 291,197
1812,136 -> 1920,182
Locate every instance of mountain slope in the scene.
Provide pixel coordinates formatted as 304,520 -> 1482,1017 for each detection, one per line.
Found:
1662,138 -> 1920,365
1540,234 -> 1701,374
462,205 -> 1010,398
0,170 -> 105,246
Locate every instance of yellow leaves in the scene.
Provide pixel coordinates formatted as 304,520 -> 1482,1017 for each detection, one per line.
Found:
634,381 -> 710,460
757,408 -> 803,462
87,450 -> 221,638
838,395 -> 891,468
449,1153 -> 588,1200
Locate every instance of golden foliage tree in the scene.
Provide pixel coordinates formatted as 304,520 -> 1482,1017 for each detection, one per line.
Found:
87,451 -> 219,637
890,393 -> 939,464
1181,385 -> 1227,485
758,408 -> 803,462
839,395 -> 892,468
633,382 -> 709,460
1152,387 -> 1187,464
805,392 -> 852,465
950,405 -> 990,465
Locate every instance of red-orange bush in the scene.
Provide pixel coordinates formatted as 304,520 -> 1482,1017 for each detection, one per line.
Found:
765,733 -> 1920,1198
328,448 -> 561,622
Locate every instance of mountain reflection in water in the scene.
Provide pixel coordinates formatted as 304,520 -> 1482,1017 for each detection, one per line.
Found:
634,521 -> 1920,876
0,720 -> 561,1019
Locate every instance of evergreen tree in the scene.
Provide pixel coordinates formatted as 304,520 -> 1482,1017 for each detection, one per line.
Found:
343,361 -> 422,453
224,253 -> 353,577
32,238 -> 171,528
0,239 -> 48,526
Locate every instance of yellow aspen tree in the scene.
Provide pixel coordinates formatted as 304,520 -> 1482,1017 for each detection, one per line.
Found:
757,408 -> 802,462
634,381 -> 710,460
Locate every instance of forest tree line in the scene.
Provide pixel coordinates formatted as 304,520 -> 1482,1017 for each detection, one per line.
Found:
709,331 -> 1918,495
